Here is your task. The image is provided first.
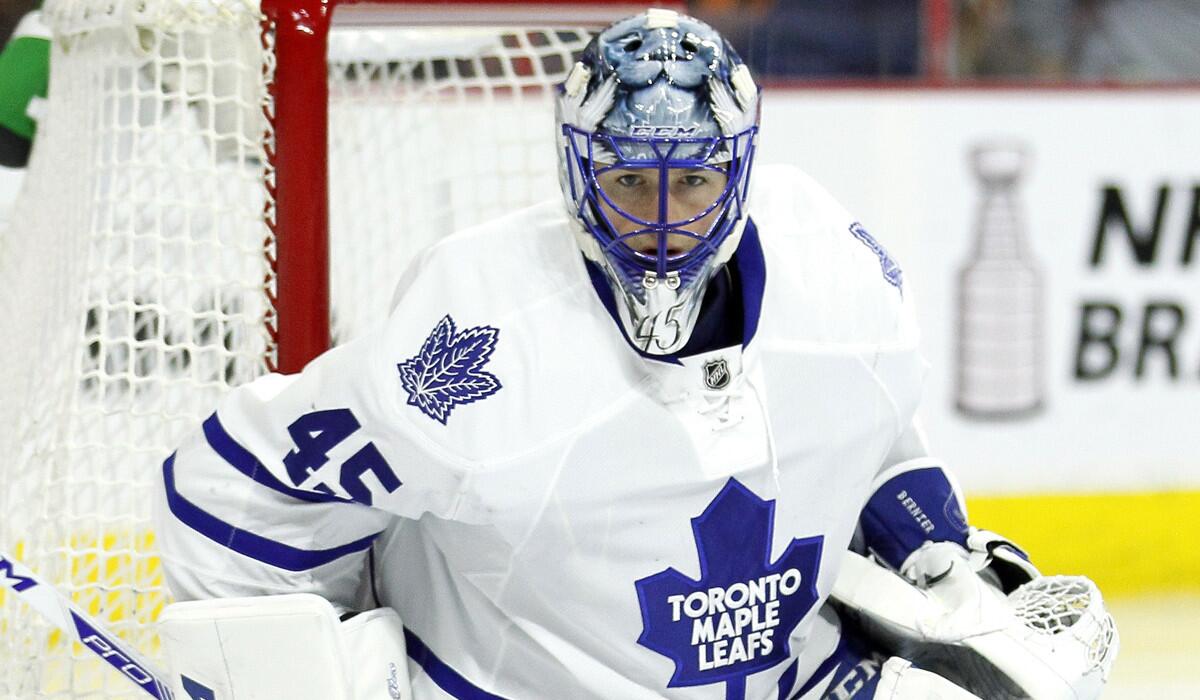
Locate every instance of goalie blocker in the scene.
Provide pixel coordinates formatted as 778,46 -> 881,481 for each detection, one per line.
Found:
158,594 -> 412,700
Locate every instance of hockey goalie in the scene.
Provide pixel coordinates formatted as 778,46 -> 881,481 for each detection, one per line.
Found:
152,9 -> 1118,699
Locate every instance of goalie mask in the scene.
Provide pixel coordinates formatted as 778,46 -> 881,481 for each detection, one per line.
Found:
557,9 -> 759,356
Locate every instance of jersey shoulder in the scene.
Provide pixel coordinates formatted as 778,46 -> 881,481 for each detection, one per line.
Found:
749,163 -> 915,348
390,201 -> 582,315
372,201 -> 642,465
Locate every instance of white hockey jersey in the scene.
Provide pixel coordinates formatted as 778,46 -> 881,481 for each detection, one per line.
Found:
153,164 -> 932,699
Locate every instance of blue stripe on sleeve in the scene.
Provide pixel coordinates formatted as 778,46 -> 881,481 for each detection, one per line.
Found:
162,453 -> 379,572
404,628 -> 510,700
202,412 -> 350,504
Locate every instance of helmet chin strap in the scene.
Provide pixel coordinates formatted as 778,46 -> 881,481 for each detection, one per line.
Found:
620,277 -> 707,355
575,218 -> 748,356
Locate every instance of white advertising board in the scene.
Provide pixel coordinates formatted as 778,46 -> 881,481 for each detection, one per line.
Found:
758,89 -> 1200,494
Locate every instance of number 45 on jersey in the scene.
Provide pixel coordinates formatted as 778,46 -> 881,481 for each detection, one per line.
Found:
282,408 -> 401,506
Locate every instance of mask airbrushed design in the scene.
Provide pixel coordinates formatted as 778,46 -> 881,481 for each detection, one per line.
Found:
557,9 -> 760,355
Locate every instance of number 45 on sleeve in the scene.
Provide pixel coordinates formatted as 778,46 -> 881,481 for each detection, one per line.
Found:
282,408 -> 401,506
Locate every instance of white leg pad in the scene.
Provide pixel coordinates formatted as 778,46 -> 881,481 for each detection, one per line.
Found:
342,607 -> 413,700
159,594 -> 412,700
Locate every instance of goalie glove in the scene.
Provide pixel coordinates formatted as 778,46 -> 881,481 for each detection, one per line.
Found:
965,527 -> 1042,594
901,528 -> 1041,595
833,550 -> 1119,700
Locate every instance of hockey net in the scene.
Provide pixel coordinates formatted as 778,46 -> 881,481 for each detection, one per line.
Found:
0,1 -> 645,696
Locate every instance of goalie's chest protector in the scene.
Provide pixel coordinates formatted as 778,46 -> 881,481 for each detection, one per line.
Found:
375,179 -> 923,698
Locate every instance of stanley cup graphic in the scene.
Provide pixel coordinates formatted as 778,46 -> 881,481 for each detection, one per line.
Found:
955,141 -> 1045,419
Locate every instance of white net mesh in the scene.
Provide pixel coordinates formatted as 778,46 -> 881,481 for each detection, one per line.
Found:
326,24 -> 587,340
0,1 -> 589,696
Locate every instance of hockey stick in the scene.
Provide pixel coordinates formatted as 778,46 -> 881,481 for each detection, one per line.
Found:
0,549 -> 175,699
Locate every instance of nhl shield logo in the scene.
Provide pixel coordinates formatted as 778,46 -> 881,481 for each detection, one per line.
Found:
702,359 -> 730,390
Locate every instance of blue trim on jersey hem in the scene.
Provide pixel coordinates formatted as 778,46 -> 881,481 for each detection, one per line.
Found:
203,412 -> 351,505
404,628 -> 510,700
789,633 -> 849,699
789,625 -> 888,699
161,453 -> 379,572
776,659 -> 799,698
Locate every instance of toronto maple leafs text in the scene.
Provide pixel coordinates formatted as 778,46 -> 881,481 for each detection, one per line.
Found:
665,569 -> 804,671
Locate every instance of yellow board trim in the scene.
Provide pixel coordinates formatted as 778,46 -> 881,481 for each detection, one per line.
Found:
966,490 -> 1200,597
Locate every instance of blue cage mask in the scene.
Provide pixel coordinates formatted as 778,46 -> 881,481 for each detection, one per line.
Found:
557,9 -> 760,356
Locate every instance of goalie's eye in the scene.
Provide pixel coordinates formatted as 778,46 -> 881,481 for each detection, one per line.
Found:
677,173 -> 710,188
615,173 -> 647,188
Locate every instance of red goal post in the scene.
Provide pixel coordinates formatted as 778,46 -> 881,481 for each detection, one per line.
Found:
0,1 -> 678,698
264,0 -> 672,373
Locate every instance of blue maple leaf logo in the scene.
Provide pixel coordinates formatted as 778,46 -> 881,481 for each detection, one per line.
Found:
397,315 -> 501,424
635,479 -> 823,699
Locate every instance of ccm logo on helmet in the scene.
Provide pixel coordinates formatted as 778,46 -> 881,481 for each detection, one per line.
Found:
629,125 -> 700,138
